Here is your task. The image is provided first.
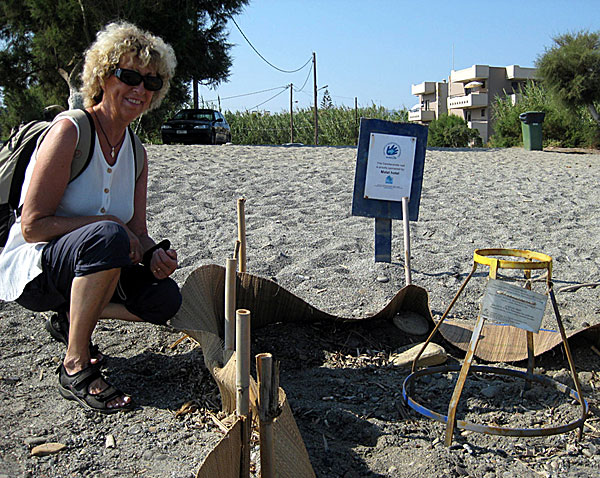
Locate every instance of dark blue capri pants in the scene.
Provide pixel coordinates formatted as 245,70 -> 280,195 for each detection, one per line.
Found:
16,221 -> 181,325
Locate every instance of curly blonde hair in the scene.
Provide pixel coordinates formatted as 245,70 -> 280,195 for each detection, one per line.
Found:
81,22 -> 177,111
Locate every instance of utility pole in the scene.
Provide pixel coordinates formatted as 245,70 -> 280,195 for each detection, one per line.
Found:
289,84 -> 294,144
355,97 -> 359,144
313,52 -> 318,145
193,11 -> 199,109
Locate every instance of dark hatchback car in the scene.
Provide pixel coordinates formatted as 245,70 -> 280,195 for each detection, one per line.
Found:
161,109 -> 231,144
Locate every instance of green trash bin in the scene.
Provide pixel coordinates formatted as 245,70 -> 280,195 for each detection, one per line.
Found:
519,111 -> 545,151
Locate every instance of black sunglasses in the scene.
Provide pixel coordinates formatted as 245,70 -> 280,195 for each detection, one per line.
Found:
114,68 -> 163,91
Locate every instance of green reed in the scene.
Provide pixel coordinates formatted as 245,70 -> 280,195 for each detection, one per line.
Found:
224,105 -> 408,146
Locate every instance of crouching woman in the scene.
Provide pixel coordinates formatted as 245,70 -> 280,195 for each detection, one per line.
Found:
0,22 -> 181,413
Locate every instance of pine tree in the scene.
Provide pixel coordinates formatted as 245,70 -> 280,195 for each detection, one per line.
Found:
320,89 -> 333,110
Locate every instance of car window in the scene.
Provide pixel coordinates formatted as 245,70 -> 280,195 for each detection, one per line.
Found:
173,111 -> 189,120
173,111 -> 215,121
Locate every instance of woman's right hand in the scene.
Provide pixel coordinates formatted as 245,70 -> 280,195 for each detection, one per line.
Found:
126,229 -> 143,264
103,216 -> 143,264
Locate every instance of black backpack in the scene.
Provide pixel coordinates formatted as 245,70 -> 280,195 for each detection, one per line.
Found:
0,109 -> 144,247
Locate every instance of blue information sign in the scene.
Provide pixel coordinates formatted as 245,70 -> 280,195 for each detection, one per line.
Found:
351,118 -> 428,262
351,118 -> 427,221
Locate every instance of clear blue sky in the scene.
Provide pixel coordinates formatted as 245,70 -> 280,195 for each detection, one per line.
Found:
200,0 -> 600,113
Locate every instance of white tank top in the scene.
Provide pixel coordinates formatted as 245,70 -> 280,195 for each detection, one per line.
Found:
0,116 -> 137,301
57,131 -> 135,222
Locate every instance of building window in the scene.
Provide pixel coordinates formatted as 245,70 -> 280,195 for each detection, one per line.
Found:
481,108 -> 485,117
481,80 -> 486,89
425,100 -> 430,111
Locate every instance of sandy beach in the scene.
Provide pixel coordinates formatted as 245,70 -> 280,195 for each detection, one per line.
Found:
2,144 -> 600,477
152,144 -> 600,328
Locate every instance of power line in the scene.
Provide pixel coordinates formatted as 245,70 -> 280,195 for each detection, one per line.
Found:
293,63 -> 314,93
218,85 -> 288,101
230,17 -> 312,74
250,87 -> 289,110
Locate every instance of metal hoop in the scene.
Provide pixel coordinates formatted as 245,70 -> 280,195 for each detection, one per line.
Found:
403,364 -> 589,437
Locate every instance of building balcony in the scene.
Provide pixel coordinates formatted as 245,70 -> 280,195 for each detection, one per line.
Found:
505,65 -> 538,80
450,65 -> 489,83
411,82 -> 436,96
448,92 -> 489,110
408,109 -> 435,122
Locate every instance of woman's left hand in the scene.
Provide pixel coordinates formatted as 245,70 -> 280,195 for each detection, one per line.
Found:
150,248 -> 178,279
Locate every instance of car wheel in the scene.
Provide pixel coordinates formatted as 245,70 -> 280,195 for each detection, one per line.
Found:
162,137 -> 171,145
210,131 -> 217,145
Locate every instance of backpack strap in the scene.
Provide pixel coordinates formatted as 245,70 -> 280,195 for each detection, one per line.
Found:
33,109 -> 96,184
57,109 -> 95,182
128,127 -> 145,182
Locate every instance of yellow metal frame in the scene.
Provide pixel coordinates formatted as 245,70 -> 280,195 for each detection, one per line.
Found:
411,248 -> 586,446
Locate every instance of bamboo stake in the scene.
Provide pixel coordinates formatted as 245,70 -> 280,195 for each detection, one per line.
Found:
237,198 -> 247,273
402,196 -> 412,286
224,258 -> 237,361
236,309 -> 251,478
256,353 -> 280,478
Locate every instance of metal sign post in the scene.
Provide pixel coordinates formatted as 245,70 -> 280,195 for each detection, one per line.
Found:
351,119 -> 428,272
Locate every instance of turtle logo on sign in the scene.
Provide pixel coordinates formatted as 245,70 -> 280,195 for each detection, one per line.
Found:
384,142 -> 400,159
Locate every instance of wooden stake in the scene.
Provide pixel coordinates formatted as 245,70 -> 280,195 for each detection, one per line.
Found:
236,309 -> 251,478
402,196 -> 412,286
256,353 -> 280,478
224,258 -> 237,361
237,198 -> 247,273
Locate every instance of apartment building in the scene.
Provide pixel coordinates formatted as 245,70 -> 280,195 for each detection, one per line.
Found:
408,81 -> 448,124
409,64 -> 537,143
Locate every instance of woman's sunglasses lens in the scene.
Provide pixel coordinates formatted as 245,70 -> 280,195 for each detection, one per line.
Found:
144,77 -> 163,91
116,69 -> 163,91
119,69 -> 142,86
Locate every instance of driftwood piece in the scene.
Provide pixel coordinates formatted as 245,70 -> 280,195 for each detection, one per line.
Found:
558,282 -> 600,293
390,342 -> 447,368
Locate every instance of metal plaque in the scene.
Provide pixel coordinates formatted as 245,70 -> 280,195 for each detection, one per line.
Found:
481,279 -> 547,333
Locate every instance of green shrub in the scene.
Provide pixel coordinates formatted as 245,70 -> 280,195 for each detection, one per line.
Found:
489,81 -> 599,148
427,114 -> 480,147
